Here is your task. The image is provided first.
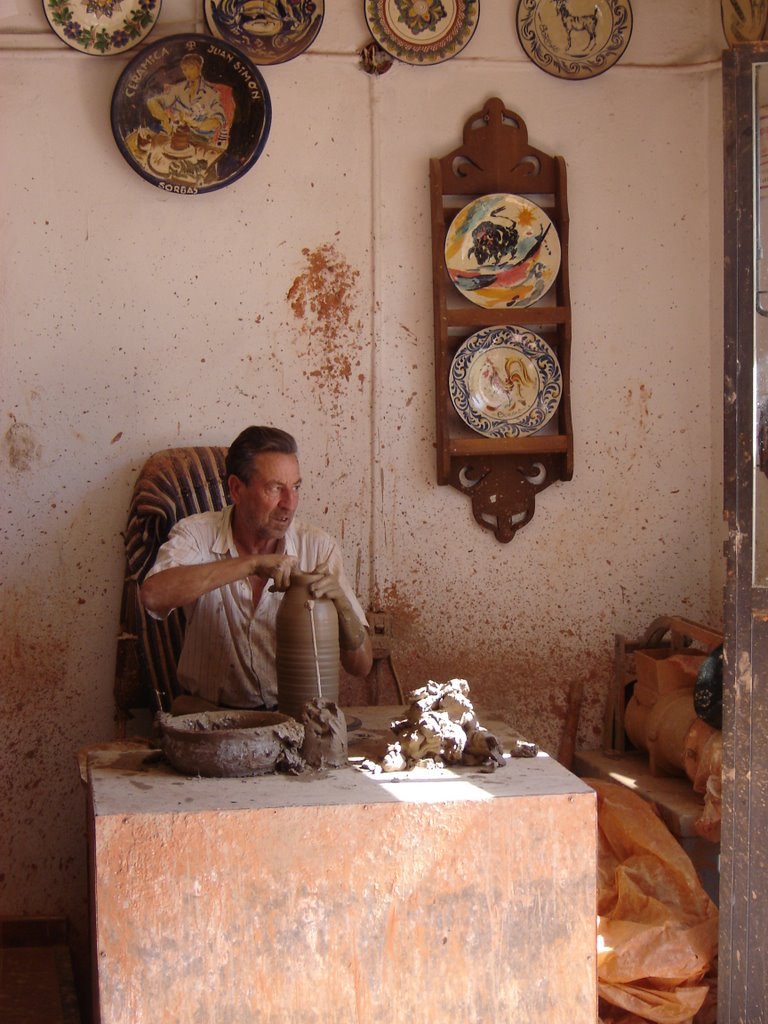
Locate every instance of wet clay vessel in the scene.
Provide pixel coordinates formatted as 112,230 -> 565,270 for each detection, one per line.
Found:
275,571 -> 340,721
157,709 -> 305,777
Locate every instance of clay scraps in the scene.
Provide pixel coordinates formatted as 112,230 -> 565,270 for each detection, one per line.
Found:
362,678 -> 538,774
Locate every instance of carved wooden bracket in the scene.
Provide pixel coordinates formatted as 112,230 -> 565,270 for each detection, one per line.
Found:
429,98 -> 573,542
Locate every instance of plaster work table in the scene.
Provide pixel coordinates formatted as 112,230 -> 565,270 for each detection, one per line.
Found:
85,707 -> 597,1024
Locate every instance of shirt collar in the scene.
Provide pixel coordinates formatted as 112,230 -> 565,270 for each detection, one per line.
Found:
213,505 -> 236,556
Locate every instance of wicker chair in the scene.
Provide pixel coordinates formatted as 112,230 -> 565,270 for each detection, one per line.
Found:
113,446 -> 228,735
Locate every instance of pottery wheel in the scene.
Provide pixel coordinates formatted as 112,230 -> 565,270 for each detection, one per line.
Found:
157,709 -> 305,777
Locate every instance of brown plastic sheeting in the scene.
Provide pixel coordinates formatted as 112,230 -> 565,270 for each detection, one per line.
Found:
588,779 -> 718,1024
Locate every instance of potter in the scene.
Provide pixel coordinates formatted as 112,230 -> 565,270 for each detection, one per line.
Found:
140,425 -> 372,714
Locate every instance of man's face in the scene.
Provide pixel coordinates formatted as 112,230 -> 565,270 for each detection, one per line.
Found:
230,452 -> 301,543
181,59 -> 202,83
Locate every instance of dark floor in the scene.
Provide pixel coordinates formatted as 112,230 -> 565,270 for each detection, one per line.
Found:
0,919 -> 82,1024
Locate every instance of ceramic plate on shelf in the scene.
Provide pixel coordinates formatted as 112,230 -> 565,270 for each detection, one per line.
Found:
445,193 -> 560,309
42,0 -> 160,55
364,0 -> 479,66
110,34 -> 271,195
721,0 -> 768,45
450,326 -> 562,438
516,0 -> 632,80
204,0 -> 324,65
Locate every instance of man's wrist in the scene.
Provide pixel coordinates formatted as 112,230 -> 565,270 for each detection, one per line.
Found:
335,601 -> 366,651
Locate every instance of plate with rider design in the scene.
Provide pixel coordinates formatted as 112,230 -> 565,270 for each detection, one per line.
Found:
110,34 -> 271,195
516,0 -> 633,80
444,193 -> 561,310
42,0 -> 161,55
449,326 -> 562,438
365,0 -> 479,66
204,0 -> 324,65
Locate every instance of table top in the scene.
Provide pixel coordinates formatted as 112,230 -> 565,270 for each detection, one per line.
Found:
84,705 -> 594,818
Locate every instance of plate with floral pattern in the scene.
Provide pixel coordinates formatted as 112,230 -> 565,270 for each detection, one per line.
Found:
204,0 -> 324,65
444,193 -> 561,309
43,0 -> 160,55
450,326 -> 562,438
516,0 -> 632,80
365,0 -> 479,66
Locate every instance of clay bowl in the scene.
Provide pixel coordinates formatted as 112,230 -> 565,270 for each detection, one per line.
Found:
157,709 -> 305,778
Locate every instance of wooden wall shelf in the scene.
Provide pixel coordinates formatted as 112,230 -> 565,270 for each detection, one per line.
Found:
430,97 -> 573,542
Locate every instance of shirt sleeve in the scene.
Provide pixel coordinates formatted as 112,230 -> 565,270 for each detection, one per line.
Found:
142,519 -> 217,620
144,519 -> 210,579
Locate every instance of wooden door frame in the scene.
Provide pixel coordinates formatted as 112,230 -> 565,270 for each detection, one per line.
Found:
721,43 -> 768,1019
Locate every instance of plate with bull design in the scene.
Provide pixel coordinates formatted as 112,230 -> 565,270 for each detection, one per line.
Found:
204,0 -> 324,65
516,0 -> 632,80
444,193 -> 561,309
364,0 -> 479,66
449,326 -> 562,438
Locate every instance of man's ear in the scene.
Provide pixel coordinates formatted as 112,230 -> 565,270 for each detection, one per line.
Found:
228,474 -> 243,503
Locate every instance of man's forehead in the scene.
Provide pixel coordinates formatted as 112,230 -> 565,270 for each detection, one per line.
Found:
249,451 -> 301,482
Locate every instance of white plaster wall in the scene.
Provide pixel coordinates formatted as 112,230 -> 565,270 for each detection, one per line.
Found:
0,0 -> 725,997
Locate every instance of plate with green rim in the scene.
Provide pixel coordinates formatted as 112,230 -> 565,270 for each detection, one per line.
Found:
365,0 -> 479,66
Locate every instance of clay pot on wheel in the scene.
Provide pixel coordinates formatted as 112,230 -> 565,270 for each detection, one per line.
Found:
276,571 -> 340,721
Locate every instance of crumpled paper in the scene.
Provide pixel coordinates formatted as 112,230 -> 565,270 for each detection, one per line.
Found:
588,779 -> 718,1024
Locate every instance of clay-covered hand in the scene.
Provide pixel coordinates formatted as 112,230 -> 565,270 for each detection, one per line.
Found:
310,559 -> 367,652
307,559 -> 346,602
254,553 -> 296,591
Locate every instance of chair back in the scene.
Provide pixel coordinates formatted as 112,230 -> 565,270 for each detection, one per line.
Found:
115,447 -> 229,727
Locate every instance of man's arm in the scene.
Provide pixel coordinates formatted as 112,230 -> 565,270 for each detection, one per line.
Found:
140,552 -> 296,618
338,624 -> 374,678
308,562 -> 373,678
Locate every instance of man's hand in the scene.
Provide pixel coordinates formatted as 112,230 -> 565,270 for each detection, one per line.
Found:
253,553 -> 296,591
307,559 -> 345,602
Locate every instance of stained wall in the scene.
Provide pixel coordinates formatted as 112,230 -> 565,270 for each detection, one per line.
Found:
0,0 -> 725,1002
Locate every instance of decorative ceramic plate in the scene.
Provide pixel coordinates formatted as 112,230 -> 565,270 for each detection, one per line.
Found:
365,0 -> 479,66
450,326 -> 562,438
111,34 -> 271,195
204,0 -> 324,65
516,0 -> 632,80
445,193 -> 561,309
42,0 -> 160,55
721,0 -> 768,46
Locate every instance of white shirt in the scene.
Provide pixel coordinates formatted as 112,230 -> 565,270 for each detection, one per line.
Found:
144,507 -> 366,709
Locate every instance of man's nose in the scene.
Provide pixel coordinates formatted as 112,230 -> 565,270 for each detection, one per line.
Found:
279,487 -> 298,509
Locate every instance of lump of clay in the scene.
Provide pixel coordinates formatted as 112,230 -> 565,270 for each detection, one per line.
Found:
396,710 -> 467,765
379,678 -> 512,772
